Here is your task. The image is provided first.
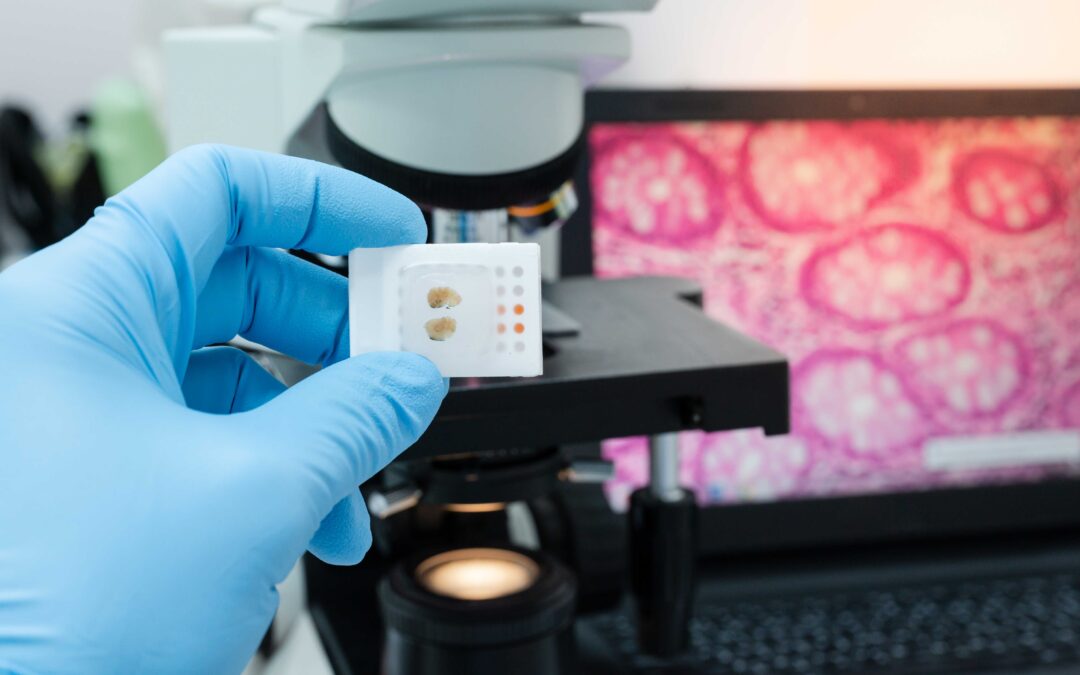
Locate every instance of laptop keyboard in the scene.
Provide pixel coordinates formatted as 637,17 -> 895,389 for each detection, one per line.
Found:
589,572 -> 1080,674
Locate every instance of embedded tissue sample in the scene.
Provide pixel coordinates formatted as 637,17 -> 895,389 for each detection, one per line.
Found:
428,286 -> 462,308
425,317 -> 457,341
592,117 -> 1080,507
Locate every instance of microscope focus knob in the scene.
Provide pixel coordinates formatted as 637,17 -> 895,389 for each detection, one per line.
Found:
629,486 -> 697,657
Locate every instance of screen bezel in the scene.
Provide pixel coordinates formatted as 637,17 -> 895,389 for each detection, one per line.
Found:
563,88 -> 1080,558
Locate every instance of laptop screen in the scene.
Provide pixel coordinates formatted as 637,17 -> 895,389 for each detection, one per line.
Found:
593,115 -> 1080,508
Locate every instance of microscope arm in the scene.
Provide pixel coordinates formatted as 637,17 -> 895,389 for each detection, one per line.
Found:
164,5 -> 634,175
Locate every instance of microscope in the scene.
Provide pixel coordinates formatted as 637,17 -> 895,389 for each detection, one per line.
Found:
165,2 -> 789,673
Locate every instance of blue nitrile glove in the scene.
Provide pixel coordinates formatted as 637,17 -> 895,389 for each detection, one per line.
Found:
0,145 -> 447,674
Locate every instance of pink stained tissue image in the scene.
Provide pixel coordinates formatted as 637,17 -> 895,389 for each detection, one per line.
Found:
953,149 -> 1064,234
739,122 -> 917,232
794,350 -> 929,460
591,131 -> 721,245
895,319 -> 1030,419
593,117 -> 1080,509
799,224 -> 972,328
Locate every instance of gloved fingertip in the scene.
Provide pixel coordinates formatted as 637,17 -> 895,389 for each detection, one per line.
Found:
307,492 -> 371,566
354,351 -> 447,402
398,200 -> 428,245
379,350 -> 444,382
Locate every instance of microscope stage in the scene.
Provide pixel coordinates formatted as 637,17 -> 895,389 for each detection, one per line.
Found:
405,275 -> 789,460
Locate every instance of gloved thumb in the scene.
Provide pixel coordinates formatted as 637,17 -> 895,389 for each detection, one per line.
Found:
248,352 -> 447,564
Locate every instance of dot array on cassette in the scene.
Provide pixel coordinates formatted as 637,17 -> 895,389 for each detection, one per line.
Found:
494,265 -> 528,353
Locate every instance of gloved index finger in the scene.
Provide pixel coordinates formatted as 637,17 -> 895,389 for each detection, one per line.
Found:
220,145 -> 427,253
107,144 -> 426,292
70,144 -> 425,386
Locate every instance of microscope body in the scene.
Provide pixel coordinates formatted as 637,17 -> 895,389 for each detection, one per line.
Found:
165,0 -> 658,254
161,4 -> 751,672
164,0 -> 652,185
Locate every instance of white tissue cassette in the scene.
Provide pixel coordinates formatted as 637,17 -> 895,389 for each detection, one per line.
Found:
348,243 -> 543,378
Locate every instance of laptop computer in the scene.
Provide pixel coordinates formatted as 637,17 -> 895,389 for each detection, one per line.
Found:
563,89 -> 1080,675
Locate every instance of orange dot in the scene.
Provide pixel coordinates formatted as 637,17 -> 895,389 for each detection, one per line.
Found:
514,323 -> 525,334
513,304 -> 525,315
497,305 -> 506,315
497,324 -> 506,334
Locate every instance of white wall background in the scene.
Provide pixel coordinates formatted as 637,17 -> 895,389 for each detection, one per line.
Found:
599,0 -> 1080,89
3,0 -> 1080,133
0,0 -> 141,133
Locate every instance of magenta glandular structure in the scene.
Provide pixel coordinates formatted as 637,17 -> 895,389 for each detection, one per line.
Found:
794,349 -> 930,459
953,149 -> 1064,234
800,224 -> 971,329
895,319 -> 1030,419
591,131 -> 721,245
739,122 -> 916,232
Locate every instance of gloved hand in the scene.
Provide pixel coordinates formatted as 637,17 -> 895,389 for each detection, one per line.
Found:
0,145 -> 447,674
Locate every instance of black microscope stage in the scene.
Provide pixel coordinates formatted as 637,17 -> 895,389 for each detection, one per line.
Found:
408,275 -> 789,459
306,275 -> 791,675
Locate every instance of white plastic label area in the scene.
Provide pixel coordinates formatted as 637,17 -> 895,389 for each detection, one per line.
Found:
348,243 -> 543,378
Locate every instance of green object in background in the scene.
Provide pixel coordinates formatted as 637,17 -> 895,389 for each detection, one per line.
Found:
88,78 -> 167,196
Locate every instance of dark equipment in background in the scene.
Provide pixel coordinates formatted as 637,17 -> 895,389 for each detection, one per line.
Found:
297,74 -> 791,675
0,106 -> 105,256
379,546 -> 578,675
569,88 -> 1080,675
306,88 -> 1080,675
306,274 -> 789,674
